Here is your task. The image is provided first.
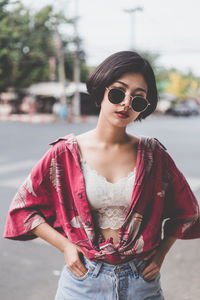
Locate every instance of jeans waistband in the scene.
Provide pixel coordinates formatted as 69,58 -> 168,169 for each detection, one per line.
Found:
82,255 -> 145,278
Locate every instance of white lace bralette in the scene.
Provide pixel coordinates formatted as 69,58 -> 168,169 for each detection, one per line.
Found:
80,159 -> 136,230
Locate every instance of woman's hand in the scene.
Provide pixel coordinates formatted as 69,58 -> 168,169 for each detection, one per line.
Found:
63,241 -> 88,278
142,236 -> 177,281
31,223 -> 88,278
142,248 -> 166,281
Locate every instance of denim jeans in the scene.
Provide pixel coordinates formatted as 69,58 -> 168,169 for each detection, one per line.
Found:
55,256 -> 165,300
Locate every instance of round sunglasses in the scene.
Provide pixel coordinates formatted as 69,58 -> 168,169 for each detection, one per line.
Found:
106,87 -> 150,112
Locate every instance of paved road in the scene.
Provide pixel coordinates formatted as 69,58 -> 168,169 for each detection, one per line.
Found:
1,115 -> 200,300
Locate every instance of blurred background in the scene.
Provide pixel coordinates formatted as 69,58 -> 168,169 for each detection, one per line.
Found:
0,0 -> 200,120
1,1 -> 200,300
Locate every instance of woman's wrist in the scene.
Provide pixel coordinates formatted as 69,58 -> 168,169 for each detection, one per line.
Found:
32,222 -> 71,253
61,239 -> 73,253
158,236 -> 177,256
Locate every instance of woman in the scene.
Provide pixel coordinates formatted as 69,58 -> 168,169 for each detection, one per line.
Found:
4,51 -> 200,300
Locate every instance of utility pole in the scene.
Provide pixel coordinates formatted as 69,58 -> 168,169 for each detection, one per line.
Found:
72,0 -> 81,120
54,32 -> 67,106
124,6 -> 143,50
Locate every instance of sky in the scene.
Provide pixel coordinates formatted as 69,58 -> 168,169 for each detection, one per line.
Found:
22,0 -> 200,76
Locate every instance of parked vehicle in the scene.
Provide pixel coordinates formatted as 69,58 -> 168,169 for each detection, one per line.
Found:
168,100 -> 199,116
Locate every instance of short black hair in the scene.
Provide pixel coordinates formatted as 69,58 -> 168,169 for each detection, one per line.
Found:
86,51 -> 158,120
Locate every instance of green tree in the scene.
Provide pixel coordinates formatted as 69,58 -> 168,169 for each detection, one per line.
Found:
0,0 -> 26,89
16,5 -> 57,87
0,1 -> 89,91
0,2 -> 56,89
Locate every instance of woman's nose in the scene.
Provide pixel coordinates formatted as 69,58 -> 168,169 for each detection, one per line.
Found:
121,94 -> 132,108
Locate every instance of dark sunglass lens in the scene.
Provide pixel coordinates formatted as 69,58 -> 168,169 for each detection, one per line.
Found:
132,97 -> 148,112
108,89 -> 124,104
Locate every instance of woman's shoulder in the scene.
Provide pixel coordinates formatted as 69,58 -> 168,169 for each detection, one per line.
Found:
46,133 -> 79,158
75,130 -> 95,143
136,135 -> 167,151
49,133 -> 75,146
127,134 -> 166,151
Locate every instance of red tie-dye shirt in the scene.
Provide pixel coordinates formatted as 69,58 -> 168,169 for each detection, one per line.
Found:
4,134 -> 200,263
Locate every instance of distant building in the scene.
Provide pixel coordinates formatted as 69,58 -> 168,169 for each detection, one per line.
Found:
27,82 -> 99,115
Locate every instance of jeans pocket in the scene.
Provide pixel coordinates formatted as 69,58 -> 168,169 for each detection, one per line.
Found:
64,265 -> 90,281
139,261 -> 161,283
141,271 -> 161,283
136,260 -> 158,281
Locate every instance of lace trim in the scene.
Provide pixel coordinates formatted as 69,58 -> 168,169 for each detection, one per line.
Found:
92,206 -> 129,230
81,159 -> 135,185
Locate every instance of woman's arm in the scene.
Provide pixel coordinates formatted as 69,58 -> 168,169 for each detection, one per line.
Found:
32,223 -> 88,277
142,236 -> 177,281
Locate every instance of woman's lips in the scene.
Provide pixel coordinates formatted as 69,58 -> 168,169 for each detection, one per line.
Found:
115,111 -> 129,118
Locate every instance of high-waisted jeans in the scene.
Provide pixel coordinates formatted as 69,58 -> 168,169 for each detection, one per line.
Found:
55,256 -> 165,300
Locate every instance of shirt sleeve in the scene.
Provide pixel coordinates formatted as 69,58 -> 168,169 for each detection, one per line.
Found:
3,146 -> 60,241
163,150 -> 200,239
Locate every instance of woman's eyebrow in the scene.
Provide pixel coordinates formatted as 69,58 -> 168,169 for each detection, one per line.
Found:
135,88 -> 147,93
115,80 -> 128,87
115,80 -> 147,93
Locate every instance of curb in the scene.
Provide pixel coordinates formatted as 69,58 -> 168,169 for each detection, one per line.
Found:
0,113 -> 56,123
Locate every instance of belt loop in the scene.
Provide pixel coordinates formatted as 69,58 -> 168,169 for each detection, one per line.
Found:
129,260 -> 139,278
91,261 -> 103,278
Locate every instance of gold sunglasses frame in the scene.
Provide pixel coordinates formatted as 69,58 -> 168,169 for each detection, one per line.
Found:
106,87 -> 150,112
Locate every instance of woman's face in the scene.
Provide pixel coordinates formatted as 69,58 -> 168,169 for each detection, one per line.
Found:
100,72 -> 148,127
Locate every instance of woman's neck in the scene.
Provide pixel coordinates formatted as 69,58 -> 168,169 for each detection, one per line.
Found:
93,118 -> 130,145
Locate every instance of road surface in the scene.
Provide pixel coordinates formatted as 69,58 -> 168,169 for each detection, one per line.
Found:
1,115 -> 200,300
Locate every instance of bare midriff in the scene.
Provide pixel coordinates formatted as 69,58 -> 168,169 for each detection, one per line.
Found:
101,228 -> 120,245
100,228 -> 134,265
